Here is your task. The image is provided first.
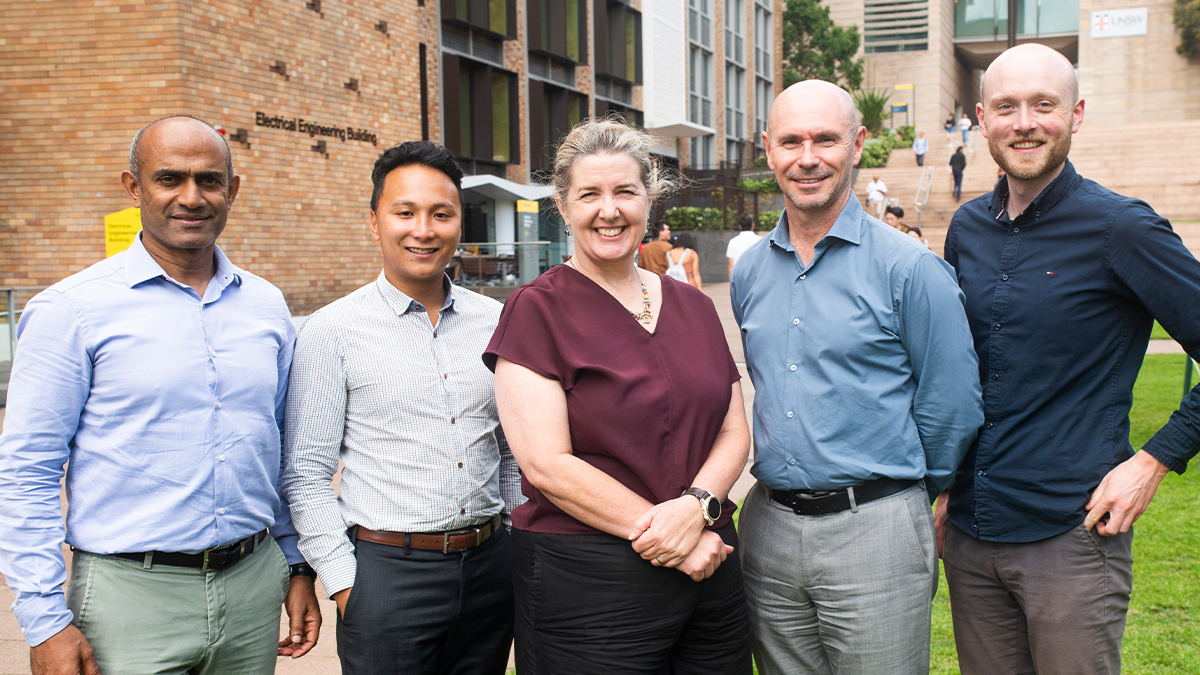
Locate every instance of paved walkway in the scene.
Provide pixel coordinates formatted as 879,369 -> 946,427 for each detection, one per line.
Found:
0,283 -> 1186,673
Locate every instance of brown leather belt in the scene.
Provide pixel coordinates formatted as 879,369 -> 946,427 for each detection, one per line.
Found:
355,516 -> 501,554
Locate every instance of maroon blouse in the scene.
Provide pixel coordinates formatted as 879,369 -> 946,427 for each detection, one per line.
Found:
484,265 -> 741,535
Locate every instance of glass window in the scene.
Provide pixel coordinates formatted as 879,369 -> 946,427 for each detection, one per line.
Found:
725,0 -> 744,64
864,0 -> 928,53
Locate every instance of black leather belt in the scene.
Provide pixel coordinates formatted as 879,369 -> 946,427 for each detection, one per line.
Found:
85,529 -> 270,572
767,478 -> 920,516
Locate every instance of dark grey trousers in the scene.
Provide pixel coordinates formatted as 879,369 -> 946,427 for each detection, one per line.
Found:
336,527 -> 514,675
943,522 -> 1134,675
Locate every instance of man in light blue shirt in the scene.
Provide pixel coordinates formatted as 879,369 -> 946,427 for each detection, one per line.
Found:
0,115 -> 321,675
913,130 -> 929,166
732,81 -> 983,675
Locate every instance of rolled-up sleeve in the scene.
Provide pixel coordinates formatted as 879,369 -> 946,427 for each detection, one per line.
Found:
898,254 -> 985,497
0,292 -> 90,646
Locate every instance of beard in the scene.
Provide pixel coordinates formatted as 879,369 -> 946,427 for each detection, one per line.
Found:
990,131 -> 1072,181
781,161 -> 853,213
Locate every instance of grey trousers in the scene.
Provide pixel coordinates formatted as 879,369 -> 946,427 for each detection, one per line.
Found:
66,537 -> 290,675
740,483 -> 937,675
943,522 -> 1134,675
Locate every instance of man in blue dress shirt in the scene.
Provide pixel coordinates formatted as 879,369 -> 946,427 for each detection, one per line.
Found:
731,80 -> 983,675
942,44 -> 1200,674
0,115 -> 321,675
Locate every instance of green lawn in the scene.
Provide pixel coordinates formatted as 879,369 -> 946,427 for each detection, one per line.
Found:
932,353 -> 1200,674
1152,320 -> 1170,340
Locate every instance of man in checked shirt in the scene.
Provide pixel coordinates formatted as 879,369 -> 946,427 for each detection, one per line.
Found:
282,141 -> 523,675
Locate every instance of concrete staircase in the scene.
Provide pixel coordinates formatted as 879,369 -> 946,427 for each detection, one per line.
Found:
855,121 -> 1200,259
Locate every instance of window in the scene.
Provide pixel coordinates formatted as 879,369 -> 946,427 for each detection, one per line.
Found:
441,0 -> 516,38
528,0 -> 587,64
863,0 -> 928,53
688,0 -> 715,168
528,80 -> 588,174
442,54 -> 519,170
725,64 -> 744,143
754,0 -> 773,147
689,46 -> 713,128
593,0 -> 641,84
725,0 -> 744,65
690,136 -> 714,170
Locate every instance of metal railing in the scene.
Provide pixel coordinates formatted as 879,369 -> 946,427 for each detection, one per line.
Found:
1186,356 -> 1199,397
2,287 -> 47,361
452,241 -> 561,289
913,166 -> 936,229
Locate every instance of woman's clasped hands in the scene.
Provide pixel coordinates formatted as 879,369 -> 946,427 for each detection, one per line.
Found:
628,496 -> 733,582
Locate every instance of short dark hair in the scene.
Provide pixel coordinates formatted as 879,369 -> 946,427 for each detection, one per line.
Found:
670,232 -> 697,251
737,213 -> 754,231
885,205 -> 905,219
370,141 -> 464,212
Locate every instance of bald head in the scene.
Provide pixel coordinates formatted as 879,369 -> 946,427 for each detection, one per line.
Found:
129,115 -> 233,182
982,44 -> 1078,105
767,80 -> 860,141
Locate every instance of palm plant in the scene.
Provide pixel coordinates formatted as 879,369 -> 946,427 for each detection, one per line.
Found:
852,88 -> 891,135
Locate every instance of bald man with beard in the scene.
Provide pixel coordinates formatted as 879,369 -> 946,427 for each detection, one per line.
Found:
940,44 -> 1200,674
731,80 -> 983,675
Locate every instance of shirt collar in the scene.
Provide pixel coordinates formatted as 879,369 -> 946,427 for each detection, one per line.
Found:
768,192 -> 865,252
375,271 -> 456,316
123,231 -> 242,291
989,159 -> 1080,221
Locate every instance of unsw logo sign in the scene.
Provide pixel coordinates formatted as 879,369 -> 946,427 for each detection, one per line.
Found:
1090,8 -> 1148,39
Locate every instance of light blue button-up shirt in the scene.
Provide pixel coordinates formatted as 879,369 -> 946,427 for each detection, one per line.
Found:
0,234 -> 300,646
731,195 -> 983,495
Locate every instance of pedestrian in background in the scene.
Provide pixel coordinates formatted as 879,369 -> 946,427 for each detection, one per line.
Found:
638,219 -> 673,274
726,212 -> 763,277
865,172 -> 888,218
950,146 -> 967,201
945,114 -> 956,144
667,232 -> 703,289
913,131 -> 929,166
488,117 -> 753,675
959,113 -> 972,144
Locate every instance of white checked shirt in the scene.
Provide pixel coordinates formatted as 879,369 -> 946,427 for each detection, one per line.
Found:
282,273 -> 523,596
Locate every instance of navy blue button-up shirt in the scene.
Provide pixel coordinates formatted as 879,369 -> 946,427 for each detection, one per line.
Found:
945,161 -> 1200,543
732,195 -> 983,496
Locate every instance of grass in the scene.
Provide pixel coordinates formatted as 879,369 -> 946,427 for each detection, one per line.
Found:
931,353 -> 1200,673
1152,320 -> 1170,340
509,355 -> 1199,675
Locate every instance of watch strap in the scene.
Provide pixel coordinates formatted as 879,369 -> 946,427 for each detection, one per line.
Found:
289,563 -> 318,579
682,487 -> 719,526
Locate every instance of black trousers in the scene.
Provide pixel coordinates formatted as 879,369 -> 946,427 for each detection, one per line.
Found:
336,526 -> 514,675
512,522 -> 752,675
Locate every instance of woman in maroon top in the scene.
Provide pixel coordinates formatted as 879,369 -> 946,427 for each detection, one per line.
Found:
485,119 -> 752,674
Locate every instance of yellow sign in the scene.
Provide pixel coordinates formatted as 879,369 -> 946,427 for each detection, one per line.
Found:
516,199 -> 539,213
104,207 -> 141,257
894,84 -> 914,90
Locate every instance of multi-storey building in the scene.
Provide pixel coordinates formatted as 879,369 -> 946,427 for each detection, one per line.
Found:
1,0 -> 783,315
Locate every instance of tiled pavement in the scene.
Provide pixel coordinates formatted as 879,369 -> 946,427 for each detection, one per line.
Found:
0,282 -> 1184,673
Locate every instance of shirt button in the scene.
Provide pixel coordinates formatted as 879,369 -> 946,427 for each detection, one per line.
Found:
799,274 -> 806,280
450,417 -> 456,424
1034,211 -> 1041,217
986,422 -> 995,429
993,323 -> 1002,331
788,457 -> 796,465
1013,227 -> 1020,233
793,318 -> 800,325
1001,274 -> 1009,281
786,411 -> 794,418
991,373 -> 999,381
444,374 -> 449,379
458,462 -> 464,468
789,365 -> 797,371
218,508 -> 226,515
216,402 -> 222,409
460,508 -> 466,514
977,471 -> 985,477
219,455 -> 226,462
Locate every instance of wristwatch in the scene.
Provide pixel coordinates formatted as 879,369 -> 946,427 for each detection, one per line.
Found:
289,563 -> 318,579
682,487 -> 721,527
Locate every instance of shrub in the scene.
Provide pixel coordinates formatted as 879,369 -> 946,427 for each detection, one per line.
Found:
758,210 -> 782,230
852,88 -> 891,134
897,125 -> 915,142
738,176 -> 782,194
665,206 -> 724,231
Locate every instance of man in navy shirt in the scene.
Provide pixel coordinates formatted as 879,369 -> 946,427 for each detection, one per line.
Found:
942,44 -> 1200,674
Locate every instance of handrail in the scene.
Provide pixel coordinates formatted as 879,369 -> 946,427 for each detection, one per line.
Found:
913,166 -> 935,229
969,125 -> 981,159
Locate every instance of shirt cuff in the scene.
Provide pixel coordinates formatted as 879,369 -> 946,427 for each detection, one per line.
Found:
1142,428 -> 1192,475
312,553 -> 357,599
13,591 -> 73,647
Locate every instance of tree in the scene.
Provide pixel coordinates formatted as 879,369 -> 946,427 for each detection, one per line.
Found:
781,0 -> 864,90
1176,0 -> 1200,58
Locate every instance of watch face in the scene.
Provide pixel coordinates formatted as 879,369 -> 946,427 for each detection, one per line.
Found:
705,498 -> 721,521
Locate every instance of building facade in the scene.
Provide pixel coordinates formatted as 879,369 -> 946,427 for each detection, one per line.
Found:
1,0 -> 783,314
